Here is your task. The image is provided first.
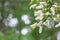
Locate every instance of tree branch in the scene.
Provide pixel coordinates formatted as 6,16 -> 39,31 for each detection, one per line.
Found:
0,0 -> 6,33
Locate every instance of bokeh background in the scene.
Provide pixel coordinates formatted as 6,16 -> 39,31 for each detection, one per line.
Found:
0,0 -> 60,40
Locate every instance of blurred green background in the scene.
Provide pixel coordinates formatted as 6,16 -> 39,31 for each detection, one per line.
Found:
0,0 -> 40,40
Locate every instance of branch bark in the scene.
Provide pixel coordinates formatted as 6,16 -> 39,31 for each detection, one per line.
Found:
0,0 -> 6,33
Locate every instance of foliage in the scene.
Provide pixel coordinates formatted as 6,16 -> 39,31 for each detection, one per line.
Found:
0,0 -> 60,40
30,0 -> 60,40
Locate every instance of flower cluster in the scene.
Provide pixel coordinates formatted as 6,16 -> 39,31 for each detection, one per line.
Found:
30,1 -> 60,33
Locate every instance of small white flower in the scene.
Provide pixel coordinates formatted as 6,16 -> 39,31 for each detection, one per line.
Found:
53,17 -> 57,21
39,16 -> 43,20
21,28 -> 29,35
34,10 -> 43,16
53,3 -> 57,7
36,5 -> 43,9
37,21 -> 43,27
53,5 -> 57,7
43,19 -> 52,28
57,14 -> 60,18
45,12 -> 50,15
8,18 -> 18,27
39,2 -> 46,5
30,4 -> 37,9
35,15 -> 43,20
50,7 -> 55,15
31,22 -> 37,28
39,26 -> 43,33
21,15 -> 31,24
35,16 -> 40,20
55,22 -> 60,27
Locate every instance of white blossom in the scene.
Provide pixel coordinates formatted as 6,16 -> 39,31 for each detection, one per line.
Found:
39,2 -> 46,5
53,3 -> 57,7
53,17 -> 57,21
8,18 -> 18,27
43,19 -> 52,28
55,22 -> 60,27
35,16 -> 40,20
50,7 -> 55,15
30,1 -> 59,33
21,15 -> 31,24
39,26 -> 43,33
21,28 -> 29,35
36,5 -> 43,9
45,12 -> 50,15
57,14 -> 60,18
34,10 -> 43,16
30,4 -> 37,9
34,10 -> 44,20
35,14 -> 43,20
31,22 -> 37,28
37,21 -> 43,27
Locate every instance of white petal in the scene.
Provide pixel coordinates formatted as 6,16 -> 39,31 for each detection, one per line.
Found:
37,21 -> 43,27
30,4 -> 37,9
55,22 -> 60,27
39,2 -> 46,5
50,7 -> 55,15
31,22 -> 37,27
45,12 -> 50,15
36,5 -> 43,9
34,10 -> 43,16
39,26 -> 43,33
